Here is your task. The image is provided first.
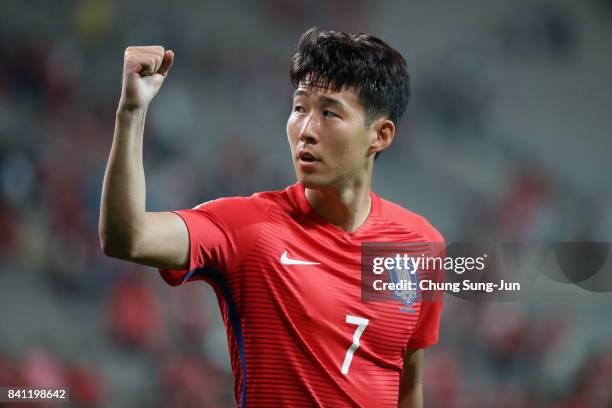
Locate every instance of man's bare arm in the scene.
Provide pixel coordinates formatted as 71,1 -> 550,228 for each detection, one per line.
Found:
398,348 -> 424,408
99,45 -> 189,270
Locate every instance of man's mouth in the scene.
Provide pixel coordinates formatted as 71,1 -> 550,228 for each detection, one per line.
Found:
297,151 -> 319,163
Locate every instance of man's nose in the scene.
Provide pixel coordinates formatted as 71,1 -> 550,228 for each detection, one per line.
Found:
299,113 -> 320,144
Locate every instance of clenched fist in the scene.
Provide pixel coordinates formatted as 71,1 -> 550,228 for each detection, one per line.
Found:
119,46 -> 174,111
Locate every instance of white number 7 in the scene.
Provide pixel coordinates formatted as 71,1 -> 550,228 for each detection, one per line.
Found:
341,315 -> 369,375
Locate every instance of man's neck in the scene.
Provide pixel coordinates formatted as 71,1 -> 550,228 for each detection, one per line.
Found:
304,183 -> 372,233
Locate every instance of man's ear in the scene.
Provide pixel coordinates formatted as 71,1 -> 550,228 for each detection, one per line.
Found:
368,118 -> 395,156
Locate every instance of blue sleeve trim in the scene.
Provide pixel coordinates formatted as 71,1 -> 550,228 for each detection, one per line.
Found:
191,267 -> 247,408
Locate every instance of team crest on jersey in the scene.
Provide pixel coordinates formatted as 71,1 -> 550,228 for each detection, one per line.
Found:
388,261 -> 419,313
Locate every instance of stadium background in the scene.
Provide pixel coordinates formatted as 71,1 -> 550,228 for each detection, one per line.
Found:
1,0 -> 612,406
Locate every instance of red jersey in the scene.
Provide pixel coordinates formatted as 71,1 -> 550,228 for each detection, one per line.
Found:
160,182 -> 444,407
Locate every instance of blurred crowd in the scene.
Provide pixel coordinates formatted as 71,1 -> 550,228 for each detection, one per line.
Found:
1,0 -> 611,406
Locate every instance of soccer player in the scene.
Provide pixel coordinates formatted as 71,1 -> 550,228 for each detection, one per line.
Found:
100,28 -> 444,407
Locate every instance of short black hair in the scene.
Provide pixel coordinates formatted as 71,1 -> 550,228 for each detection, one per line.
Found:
290,27 -> 410,127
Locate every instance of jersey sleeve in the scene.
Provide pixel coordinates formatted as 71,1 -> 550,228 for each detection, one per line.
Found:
407,218 -> 445,349
406,301 -> 443,349
159,196 -> 267,286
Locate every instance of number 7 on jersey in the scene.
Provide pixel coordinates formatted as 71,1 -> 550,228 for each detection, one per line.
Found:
341,315 -> 369,375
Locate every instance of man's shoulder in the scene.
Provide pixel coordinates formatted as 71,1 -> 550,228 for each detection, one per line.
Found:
191,186 -> 291,216
251,186 -> 293,206
376,196 -> 445,243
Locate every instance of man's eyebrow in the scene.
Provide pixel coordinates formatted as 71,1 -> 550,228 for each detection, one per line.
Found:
293,89 -> 346,110
293,89 -> 309,99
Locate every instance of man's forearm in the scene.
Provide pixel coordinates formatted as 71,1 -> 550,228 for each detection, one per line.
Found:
398,381 -> 423,408
398,348 -> 424,408
99,107 -> 147,258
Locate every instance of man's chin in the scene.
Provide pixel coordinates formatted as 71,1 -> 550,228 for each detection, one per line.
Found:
296,174 -> 329,189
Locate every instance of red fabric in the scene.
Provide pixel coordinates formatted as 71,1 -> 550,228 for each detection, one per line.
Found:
159,182 -> 445,407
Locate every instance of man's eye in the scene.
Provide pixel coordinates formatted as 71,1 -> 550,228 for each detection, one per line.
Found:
294,105 -> 305,113
323,110 -> 338,118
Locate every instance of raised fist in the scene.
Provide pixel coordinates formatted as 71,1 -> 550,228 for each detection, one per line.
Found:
120,46 -> 174,111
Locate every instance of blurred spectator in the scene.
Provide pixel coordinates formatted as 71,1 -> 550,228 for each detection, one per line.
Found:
158,351 -> 233,408
107,274 -> 162,350
20,348 -> 65,390
496,165 -> 555,240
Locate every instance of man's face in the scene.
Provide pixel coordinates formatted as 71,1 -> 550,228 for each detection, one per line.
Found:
287,84 -> 376,189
